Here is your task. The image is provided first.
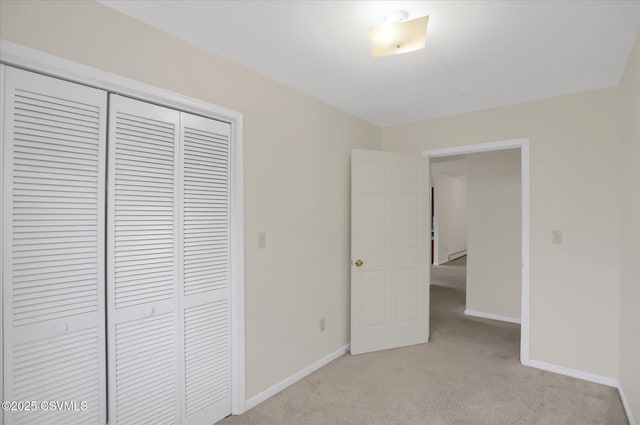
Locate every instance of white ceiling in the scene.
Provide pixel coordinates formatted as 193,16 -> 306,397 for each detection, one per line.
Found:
100,1 -> 640,127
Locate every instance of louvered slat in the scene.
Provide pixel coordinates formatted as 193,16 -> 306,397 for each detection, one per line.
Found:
182,121 -> 230,297
12,329 -> 101,425
184,301 -> 230,417
2,66 -> 107,425
113,108 -> 176,308
12,87 -> 100,325
115,313 -> 178,425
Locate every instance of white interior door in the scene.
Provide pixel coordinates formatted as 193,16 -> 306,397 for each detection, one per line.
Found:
350,149 -> 430,355
2,66 -> 107,424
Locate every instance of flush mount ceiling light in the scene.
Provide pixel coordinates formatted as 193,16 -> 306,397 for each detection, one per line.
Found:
368,10 -> 429,58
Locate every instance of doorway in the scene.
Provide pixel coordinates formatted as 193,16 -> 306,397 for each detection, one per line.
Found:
431,155 -> 468,266
424,138 -> 530,364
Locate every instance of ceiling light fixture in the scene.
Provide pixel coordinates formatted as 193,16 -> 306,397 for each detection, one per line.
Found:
368,10 -> 429,58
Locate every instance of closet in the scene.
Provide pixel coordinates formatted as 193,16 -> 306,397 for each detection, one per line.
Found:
2,66 -> 233,425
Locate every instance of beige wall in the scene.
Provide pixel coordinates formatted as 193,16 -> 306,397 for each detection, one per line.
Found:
433,173 -> 467,264
382,86 -> 621,379
466,150 -> 521,320
618,34 -> 640,424
0,0 -> 381,399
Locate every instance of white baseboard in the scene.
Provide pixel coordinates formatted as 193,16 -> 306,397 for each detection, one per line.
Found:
241,344 -> 637,425
464,309 -> 521,324
617,381 -> 637,425
244,344 -> 350,411
522,359 -> 617,387
523,360 -> 635,425
448,250 -> 467,261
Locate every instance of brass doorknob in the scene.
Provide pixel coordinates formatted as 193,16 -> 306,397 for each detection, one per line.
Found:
355,259 -> 364,267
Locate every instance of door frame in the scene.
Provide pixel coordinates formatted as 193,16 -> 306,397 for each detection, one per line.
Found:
0,40 -> 247,414
423,138 -> 530,364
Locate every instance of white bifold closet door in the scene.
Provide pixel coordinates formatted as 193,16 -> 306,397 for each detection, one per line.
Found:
2,66 -> 107,425
107,95 -> 232,425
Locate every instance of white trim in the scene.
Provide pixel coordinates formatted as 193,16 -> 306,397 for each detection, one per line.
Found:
464,309 -> 521,324
0,40 -> 247,414
520,140 -> 531,363
522,359 -> 618,388
230,115 -> 246,414
0,63 -> 4,410
245,344 -> 350,411
0,40 -> 240,124
426,138 -> 524,158
525,358 -> 638,425
617,381 -> 638,425
448,249 -> 467,262
423,138 -> 531,364
433,210 -> 440,265
432,189 -> 439,266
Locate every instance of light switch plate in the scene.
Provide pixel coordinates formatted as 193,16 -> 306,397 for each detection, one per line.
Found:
552,230 -> 562,244
258,232 -> 266,248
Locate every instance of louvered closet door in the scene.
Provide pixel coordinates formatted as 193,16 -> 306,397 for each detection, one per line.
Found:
107,95 -> 181,425
2,66 -> 107,425
180,113 -> 232,425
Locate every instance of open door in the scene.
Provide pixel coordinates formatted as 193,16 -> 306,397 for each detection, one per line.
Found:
351,149 -> 430,355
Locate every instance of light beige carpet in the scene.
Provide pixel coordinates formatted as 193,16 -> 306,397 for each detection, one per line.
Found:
219,257 -> 628,425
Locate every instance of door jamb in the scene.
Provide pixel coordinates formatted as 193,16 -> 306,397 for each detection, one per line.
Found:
423,138 -> 530,364
0,40 -> 247,414
432,183 -> 440,265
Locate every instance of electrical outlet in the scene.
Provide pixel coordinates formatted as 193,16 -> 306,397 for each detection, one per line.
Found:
552,230 -> 562,244
319,318 -> 326,331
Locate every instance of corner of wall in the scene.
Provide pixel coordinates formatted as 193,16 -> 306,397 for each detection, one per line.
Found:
617,31 -> 640,425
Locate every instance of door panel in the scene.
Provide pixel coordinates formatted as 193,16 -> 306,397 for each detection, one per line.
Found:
363,193 -> 386,249
351,149 -> 430,355
114,312 -> 178,425
2,66 -> 107,425
362,271 -> 386,328
398,268 -> 420,322
183,300 -> 228,419
107,95 -> 181,425
180,112 -> 232,425
397,194 -> 420,248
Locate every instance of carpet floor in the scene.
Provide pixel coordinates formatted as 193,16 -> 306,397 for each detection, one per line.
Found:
219,257 -> 628,425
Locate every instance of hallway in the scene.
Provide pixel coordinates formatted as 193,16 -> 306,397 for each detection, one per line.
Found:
430,256 -> 520,364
